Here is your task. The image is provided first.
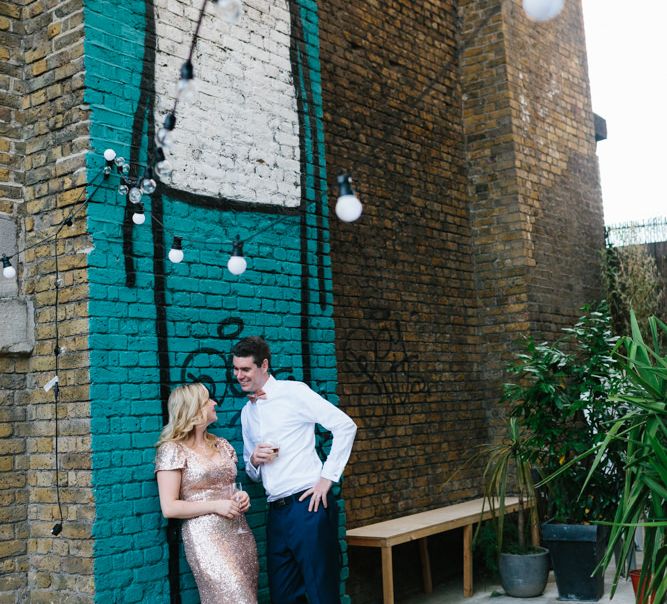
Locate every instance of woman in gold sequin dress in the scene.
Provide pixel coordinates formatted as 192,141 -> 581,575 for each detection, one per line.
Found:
155,383 -> 258,603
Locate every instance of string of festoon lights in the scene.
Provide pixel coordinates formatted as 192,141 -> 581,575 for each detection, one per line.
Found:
0,0 -> 563,539
0,0 -> 363,538
2,0 -> 363,281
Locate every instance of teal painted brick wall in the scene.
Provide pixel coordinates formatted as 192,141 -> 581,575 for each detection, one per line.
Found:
83,0 -> 345,601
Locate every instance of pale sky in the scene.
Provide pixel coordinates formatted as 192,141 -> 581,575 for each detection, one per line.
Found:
581,0 -> 667,226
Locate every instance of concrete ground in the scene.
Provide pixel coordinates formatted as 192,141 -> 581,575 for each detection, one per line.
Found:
401,564 -> 637,604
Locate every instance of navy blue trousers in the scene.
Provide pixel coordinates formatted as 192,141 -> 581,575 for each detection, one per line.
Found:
267,491 -> 340,604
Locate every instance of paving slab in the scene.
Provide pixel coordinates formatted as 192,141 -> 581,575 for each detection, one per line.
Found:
401,564 -> 637,604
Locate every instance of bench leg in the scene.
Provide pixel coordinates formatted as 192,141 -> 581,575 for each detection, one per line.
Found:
419,537 -> 433,594
463,524 -> 473,597
381,546 -> 394,604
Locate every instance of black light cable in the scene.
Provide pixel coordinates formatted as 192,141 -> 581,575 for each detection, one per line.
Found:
50,229 -> 64,536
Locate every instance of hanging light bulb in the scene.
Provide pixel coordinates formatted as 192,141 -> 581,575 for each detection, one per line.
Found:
227,235 -> 247,275
522,0 -> 564,22
213,0 -> 243,25
154,148 -> 174,183
2,255 -> 16,279
103,149 -> 116,178
156,113 -> 176,149
128,187 -> 143,204
118,183 -> 129,196
168,236 -> 184,263
177,60 -> 197,103
335,174 -> 363,222
132,203 -> 146,225
141,167 -> 157,194
114,156 -> 125,168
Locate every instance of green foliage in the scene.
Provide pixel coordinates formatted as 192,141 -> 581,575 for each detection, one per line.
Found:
504,303 -> 625,523
591,312 -> 667,604
473,519 -> 521,579
476,417 -> 539,554
601,242 -> 663,340
450,418 -> 539,557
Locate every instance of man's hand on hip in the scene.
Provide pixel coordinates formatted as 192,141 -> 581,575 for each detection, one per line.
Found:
299,478 -> 332,512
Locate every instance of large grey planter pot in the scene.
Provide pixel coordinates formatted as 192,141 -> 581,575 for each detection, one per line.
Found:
541,523 -> 609,601
499,546 -> 550,598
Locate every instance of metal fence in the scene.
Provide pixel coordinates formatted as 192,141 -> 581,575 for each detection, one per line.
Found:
605,217 -> 667,247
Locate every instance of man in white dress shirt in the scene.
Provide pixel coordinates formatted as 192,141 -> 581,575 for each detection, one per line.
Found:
232,336 -> 357,604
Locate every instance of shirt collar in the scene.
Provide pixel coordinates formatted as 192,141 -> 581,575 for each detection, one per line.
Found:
260,375 -> 277,397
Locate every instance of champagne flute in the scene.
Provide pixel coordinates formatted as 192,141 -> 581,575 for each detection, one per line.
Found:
233,482 -> 248,534
266,441 -> 280,459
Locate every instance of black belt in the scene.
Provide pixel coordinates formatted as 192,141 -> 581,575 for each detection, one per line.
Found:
269,490 -> 308,509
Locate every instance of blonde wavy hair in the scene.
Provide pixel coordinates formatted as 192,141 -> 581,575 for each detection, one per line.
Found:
156,383 -> 216,446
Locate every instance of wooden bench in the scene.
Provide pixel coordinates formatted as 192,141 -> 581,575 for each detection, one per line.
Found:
347,496 -> 537,604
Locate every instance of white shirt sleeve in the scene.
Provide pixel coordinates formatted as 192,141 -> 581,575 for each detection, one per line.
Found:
299,384 -> 357,483
241,406 -> 261,483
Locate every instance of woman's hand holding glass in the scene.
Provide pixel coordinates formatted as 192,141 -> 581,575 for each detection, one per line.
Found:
233,482 -> 250,534
214,498 -> 241,519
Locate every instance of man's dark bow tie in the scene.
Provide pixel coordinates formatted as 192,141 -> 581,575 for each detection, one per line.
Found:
247,389 -> 267,403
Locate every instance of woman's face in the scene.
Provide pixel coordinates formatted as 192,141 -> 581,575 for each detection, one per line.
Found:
199,388 -> 218,427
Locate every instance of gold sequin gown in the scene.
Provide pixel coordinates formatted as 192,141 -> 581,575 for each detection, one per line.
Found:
155,437 -> 258,604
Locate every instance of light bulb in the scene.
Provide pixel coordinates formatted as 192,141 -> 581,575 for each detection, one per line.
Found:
168,248 -> 184,263
155,127 -> 173,148
177,78 -> 197,104
227,255 -> 247,275
168,237 -> 184,263
132,202 -> 146,225
177,60 -> 197,103
103,148 -> 116,162
335,174 -> 362,222
155,148 -> 174,183
2,255 -> 16,279
121,163 -> 131,176
155,160 -> 173,183
128,187 -> 143,204
141,177 -> 157,195
114,156 -> 125,167
118,183 -> 129,196
227,236 -> 246,275
335,195 -> 363,222
214,0 -> 243,25
522,0 -> 564,22
156,113 -> 176,148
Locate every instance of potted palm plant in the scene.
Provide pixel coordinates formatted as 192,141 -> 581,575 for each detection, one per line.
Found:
448,411 -> 549,596
473,417 -> 550,597
503,304 -> 626,600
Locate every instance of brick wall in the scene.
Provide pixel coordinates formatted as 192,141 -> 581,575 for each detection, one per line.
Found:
320,0 -> 604,600
503,0 -> 604,335
2,0 -> 606,602
0,0 -> 94,602
0,0 -> 28,599
460,0 -> 604,433
84,0 -> 343,601
318,1 -> 489,600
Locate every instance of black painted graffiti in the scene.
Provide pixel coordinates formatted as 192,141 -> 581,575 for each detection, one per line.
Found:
124,1 -> 333,600
342,310 -> 430,433
179,316 -> 332,457
179,317 -> 291,427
